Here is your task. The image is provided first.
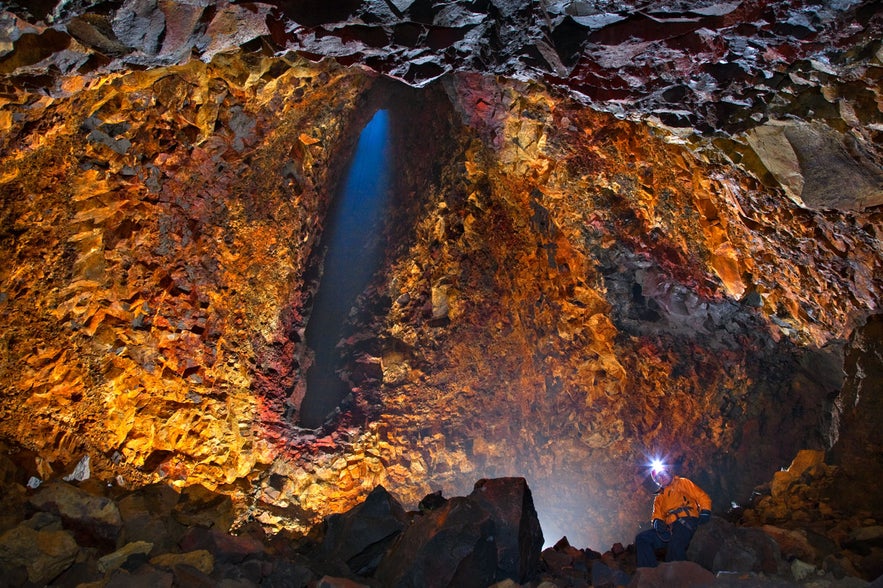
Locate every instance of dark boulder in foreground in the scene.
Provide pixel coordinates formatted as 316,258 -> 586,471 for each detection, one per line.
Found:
314,476 -> 544,588
374,494 -> 498,588
687,517 -> 788,577
312,484 -> 409,577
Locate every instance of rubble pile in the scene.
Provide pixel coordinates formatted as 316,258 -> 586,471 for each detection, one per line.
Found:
1,444 -> 880,587
737,450 -> 883,583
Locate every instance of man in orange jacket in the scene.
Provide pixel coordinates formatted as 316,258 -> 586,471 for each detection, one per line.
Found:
635,465 -> 712,567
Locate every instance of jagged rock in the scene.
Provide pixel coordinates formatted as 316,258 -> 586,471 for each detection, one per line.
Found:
313,484 -> 408,577
0,0 -> 881,573
167,562 -> 216,588
179,527 -> 267,565
0,523 -> 79,584
117,483 -> 185,552
366,477 -> 545,586
762,525 -> 820,563
173,484 -> 236,529
626,560 -> 714,588
687,517 -> 788,577
540,536 -> 581,576
418,489 -> 448,511
467,477 -> 544,582
374,496 -> 498,588
260,559 -> 319,588
592,559 -> 632,587
28,481 -> 123,545
97,540 -> 154,573
111,0 -> 166,55
149,549 -> 215,574
0,460 -> 880,586
771,449 -> 827,499
846,527 -> 883,554
746,121 -> 883,211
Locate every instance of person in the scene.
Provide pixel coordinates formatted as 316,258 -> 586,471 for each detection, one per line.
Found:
635,465 -> 712,568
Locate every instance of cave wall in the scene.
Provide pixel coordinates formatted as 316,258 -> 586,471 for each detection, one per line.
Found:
348,73 -> 881,546
1,2 -> 882,550
0,54 -> 373,485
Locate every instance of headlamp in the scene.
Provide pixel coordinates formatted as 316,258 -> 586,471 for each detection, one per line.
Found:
650,458 -> 666,475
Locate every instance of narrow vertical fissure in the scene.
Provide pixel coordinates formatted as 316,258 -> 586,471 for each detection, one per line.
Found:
299,109 -> 392,428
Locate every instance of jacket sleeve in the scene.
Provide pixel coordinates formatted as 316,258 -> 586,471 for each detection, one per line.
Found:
683,478 -> 712,513
651,494 -> 665,522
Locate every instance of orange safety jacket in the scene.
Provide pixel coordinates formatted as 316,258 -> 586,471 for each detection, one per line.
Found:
651,476 -> 712,525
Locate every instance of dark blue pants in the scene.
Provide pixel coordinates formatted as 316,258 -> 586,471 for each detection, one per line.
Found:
635,518 -> 697,568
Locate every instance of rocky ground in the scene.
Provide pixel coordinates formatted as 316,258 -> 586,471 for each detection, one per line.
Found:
1,0 -> 882,565
1,442 -> 881,587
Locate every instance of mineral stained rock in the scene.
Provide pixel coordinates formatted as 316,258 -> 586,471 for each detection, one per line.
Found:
0,0 -> 881,552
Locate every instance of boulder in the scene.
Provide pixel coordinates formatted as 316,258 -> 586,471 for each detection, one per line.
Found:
540,536 -> 593,585
0,523 -> 79,584
845,526 -> 883,555
178,527 -> 266,565
150,549 -> 215,574
117,483 -> 185,552
28,481 -> 122,545
316,485 -> 409,577
374,496 -> 498,588
627,560 -> 714,588
687,517 -> 788,577
770,449 -> 826,499
105,565 -> 174,587
173,483 -> 235,529
467,477 -> 544,582
592,559 -> 632,587
762,525 -> 819,562
261,559 -> 319,588
97,540 -> 155,573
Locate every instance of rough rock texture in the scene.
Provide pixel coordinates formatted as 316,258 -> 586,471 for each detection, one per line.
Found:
0,0 -> 881,556
2,451 -> 874,587
739,450 -> 883,582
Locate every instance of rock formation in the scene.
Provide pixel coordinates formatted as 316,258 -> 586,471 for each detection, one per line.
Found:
0,454 -> 877,586
0,0 -> 881,564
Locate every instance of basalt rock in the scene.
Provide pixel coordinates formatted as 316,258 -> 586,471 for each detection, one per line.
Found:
0,452 -> 881,586
627,561 -> 716,588
687,517 -> 788,577
740,450 -> 883,582
311,484 -> 409,577
2,0 -> 881,135
373,495 -> 500,587
0,0 -> 881,562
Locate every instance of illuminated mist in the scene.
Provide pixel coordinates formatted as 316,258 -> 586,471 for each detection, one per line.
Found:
300,109 -> 392,428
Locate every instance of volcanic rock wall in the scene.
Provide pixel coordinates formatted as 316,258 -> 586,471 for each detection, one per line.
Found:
1,1 -> 882,550
0,53 -> 374,482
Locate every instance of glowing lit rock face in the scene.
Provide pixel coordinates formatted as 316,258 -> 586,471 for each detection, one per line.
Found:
1,3 -> 882,550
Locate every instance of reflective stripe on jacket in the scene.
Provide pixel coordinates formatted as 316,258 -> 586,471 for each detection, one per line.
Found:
651,476 -> 712,525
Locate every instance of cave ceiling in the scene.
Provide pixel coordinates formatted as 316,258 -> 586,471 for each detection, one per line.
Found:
0,0 -> 881,549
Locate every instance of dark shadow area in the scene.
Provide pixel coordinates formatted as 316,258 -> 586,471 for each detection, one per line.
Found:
299,109 -> 393,428
828,313 -> 883,517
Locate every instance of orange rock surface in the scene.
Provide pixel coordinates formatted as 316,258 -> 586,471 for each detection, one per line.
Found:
1,52 -> 880,549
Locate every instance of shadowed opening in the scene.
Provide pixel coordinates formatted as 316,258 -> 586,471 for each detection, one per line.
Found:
299,109 -> 392,428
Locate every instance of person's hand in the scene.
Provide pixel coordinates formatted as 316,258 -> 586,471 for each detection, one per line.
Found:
652,518 -> 671,540
699,510 -> 711,525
